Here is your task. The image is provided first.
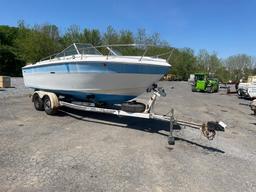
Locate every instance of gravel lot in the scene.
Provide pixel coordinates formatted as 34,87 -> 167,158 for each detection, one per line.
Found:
0,78 -> 256,192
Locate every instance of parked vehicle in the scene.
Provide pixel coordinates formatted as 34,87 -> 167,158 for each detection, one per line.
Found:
192,73 -> 219,93
237,76 -> 256,99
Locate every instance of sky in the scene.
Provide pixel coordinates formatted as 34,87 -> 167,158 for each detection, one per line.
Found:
0,0 -> 255,58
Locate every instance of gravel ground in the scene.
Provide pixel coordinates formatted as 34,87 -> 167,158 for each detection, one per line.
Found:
0,78 -> 256,192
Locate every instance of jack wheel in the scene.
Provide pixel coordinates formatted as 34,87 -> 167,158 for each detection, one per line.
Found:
168,137 -> 175,145
44,95 -> 57,115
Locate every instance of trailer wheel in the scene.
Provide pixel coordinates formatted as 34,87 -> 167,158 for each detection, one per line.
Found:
33,93 -> 44,111
43,95 -> 58,115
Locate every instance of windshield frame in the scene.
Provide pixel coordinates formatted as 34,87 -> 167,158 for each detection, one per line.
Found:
54,43 -> 102,59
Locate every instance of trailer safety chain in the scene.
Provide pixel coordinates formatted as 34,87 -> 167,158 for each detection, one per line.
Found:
201,123 -> 216,140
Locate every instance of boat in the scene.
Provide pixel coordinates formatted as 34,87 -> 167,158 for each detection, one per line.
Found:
22,43 -> 171,105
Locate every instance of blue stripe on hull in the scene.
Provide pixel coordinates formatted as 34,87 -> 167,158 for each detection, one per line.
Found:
39,89 -> 136,104
23,62 -> 170,75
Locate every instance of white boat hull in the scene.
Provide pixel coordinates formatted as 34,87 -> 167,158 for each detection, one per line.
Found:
23,72 -> 163,104
22,47 -> 171,104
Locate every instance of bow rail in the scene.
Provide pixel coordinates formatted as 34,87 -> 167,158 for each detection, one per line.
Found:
39,43 -> 174,63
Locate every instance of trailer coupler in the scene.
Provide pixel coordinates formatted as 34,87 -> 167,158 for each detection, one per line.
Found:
167,109 -> 226,145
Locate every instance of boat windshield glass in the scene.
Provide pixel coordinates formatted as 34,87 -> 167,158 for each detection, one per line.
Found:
55,44 -> 78,58
55,43 -> 102,58
76,43 -> 102,55
109,48 -> 122,56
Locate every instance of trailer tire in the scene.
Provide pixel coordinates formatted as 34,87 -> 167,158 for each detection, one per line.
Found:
43,95 -> 58,115
33,93 -> 44,111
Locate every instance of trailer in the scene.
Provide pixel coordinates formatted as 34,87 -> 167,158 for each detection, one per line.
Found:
237,76 -> 256,99
31,87 -> 226,145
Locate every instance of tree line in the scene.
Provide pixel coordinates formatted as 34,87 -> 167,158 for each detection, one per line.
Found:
0,21 -> 255,82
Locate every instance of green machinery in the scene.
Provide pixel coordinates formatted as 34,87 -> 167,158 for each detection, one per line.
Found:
192,73 -> 219,93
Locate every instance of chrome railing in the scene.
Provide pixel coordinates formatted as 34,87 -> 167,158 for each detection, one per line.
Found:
39,43 -> 174,63
91,44 -> 174,62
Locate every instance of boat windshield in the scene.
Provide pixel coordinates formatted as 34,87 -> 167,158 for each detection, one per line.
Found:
55,43 -> 102,58
109,48 -> 122,56
76,43 -> 102,55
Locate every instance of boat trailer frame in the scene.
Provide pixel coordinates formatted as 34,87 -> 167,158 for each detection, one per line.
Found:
33,89 -> 226,145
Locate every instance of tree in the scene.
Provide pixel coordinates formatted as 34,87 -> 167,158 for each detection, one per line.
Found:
0,26 -> 25,76
119,30 -> 134,44
135,28 -> 147,45
40,24 -> 60,42
215,66 -> 230,83
225,54 -> 254,81
0,46 -> 25,76
0,25 -> 18,45
197,49 -> 210,72
103,26 -> 119,44
208,53 -> 222,74
17,20 -> 26,29
61,25 -> 83,46
196,49 -> 223,80
15,26 -> 60,63
171,48 -> 197,80
83,28 -> 101,45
